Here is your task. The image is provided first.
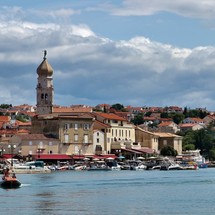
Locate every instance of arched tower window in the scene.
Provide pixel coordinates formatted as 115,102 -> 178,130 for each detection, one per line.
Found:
41,93 -> 44,99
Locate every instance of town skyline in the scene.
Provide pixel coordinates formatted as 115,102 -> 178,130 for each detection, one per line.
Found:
1,1 -> 215,110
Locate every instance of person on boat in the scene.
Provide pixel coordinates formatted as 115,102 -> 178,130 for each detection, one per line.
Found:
12,172 -> 16,178
2,168 -> 10,180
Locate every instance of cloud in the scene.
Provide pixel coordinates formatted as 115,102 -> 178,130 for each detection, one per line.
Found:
0,7 -> 215,110
109,0 -> 215,19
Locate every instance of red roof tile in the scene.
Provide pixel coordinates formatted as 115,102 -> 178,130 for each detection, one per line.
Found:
95,112 -> 126,121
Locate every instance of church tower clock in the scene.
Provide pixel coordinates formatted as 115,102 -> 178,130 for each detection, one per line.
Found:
36,50 -> 54,115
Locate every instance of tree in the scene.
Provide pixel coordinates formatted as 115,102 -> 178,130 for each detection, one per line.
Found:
0,104 -> 12,109
131,113 -> 144,125
160,112 -> 169,118
111,103 -> 125,111
170,112 -> 184,124
144,111 -> 152,117
209,149 -> 215,161
183,144 -> 195,151
182,130 -> 196,147
160,145 -> 178,156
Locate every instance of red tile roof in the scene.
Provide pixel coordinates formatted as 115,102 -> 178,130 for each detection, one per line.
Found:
95,112 -> 126,121
158,121 -> 174,127
0,116 -> 10,122
180,123 -> 198,128
53,107 -> 92,113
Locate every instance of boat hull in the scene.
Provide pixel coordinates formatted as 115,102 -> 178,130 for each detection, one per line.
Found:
0,178 -> 21,189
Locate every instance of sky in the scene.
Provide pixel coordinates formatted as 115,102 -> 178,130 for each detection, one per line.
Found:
1,1 -> 215,110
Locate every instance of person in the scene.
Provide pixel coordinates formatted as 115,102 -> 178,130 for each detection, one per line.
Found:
2,168 -> 9,180
12,172 -> 16,178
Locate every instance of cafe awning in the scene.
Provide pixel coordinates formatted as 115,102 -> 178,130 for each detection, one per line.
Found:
33,154 -> 73,160
121,148 -> 142,154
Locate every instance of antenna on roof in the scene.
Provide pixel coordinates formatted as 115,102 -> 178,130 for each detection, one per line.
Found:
43,50 -> 47,60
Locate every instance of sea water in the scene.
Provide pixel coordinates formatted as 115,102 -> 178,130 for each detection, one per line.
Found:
0,168 -> 215,215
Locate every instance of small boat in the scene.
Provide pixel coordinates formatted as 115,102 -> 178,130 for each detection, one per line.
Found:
1,175 -> 21,189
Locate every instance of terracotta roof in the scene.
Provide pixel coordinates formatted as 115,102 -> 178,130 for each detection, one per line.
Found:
154,132 -> 182,138
0,116 -> 10,122
53,107 -> 92,113
94,112 -> 126,121
158,121 -> 174,127
15,134 -> 58,141
16,121 -> 32,126
180,123 -> 198,128
93,120 -> 110,129
186,117 -> 203,122
143,116 -> 156,121
0,129 -> 17,134
17,129 -> 30,134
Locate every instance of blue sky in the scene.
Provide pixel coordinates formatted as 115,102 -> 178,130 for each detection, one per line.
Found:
1,0 -> 215,110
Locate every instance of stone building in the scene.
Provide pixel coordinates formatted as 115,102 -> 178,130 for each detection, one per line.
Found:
36,50 -> 54,115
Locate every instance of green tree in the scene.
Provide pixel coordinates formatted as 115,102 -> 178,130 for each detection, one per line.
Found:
160,145 -> 178,156
182,130 -> 196,147
160,112 -> 169,118
111,103 -> 125,111
131,113 -> 144,125
170,113 -> 184,124
0,104 -> 12,109
144,111 -> 152,117
209,148 -> 215,160
183,144 -> 195,151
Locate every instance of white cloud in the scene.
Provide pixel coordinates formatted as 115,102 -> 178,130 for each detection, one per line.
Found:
110,0 -> 215,19
0,10 -> 215,110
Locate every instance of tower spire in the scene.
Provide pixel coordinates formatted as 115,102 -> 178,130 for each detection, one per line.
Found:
36,50 -> 54,115
43,50 -> 47,60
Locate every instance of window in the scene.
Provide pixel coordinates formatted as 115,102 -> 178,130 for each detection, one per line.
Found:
64,123 -> 70,131
84,134 -> 88,144
83,124 -> 89,130
97,138 -> 99,143
74,134 -> 78,142
97,132 -> 99,136
64,134 -> 69,143
74,123 -> 78,130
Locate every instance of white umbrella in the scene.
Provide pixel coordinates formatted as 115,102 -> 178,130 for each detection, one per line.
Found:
137,156 -> 145,160
93,158 -> 99,161
106,157 -> 114,160
84,157 -> 90,161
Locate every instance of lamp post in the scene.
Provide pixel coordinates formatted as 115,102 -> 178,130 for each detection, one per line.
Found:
37,142 -> 43,159
48,141 -> 52,154
29,141 -> 32,161
8,144 -> 16,167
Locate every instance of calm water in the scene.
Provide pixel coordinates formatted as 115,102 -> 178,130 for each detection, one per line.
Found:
1,168 -> 215,215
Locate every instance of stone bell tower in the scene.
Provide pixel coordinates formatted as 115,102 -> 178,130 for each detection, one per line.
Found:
36,50 -> 54,115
